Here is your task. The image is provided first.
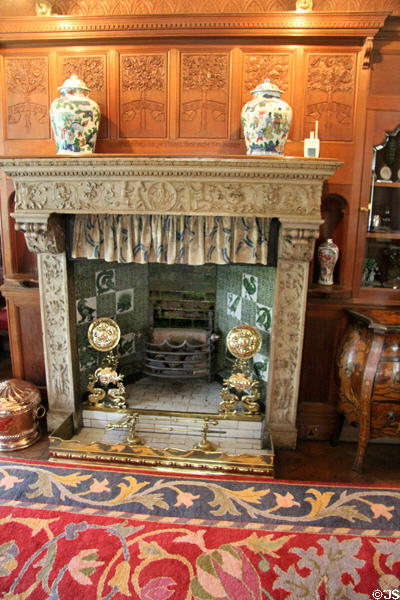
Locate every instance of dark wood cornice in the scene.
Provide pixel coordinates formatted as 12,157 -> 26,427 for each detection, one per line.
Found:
0,12 -> 391,46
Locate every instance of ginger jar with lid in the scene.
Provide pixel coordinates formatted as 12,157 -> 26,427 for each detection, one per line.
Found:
241,78 -> 292,155
50,74 -> 101,155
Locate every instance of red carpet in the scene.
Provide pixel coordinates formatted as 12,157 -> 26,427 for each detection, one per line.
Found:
0,456 -> 399,599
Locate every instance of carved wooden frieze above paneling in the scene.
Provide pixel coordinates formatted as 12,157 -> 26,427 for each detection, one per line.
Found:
304,53 -> 356,141
2,0 -> 395,16
119,53 -> 167,138
180,53 -> 229,139
5,56 -> 50,140
60,54 -> 108,138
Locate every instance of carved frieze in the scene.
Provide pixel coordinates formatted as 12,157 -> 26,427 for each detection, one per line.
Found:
15,0 -> 397,16
6,157 -> 341,221
13,179 -> 324,217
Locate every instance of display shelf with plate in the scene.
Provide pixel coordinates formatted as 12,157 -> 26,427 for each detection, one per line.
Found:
362,125 -> 400,291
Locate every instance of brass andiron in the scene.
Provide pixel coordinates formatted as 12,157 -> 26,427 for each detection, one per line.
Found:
219,324 -> 262,417
106,413 -> 144,446
86,317 -> 128,410
193,417 -> 219,452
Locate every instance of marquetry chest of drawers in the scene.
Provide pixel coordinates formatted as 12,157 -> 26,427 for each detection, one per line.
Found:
336,308 -> 400,472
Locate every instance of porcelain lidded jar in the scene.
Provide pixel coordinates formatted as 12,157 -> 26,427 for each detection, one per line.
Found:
241,78 -> 292,155
50,74 -> 101,155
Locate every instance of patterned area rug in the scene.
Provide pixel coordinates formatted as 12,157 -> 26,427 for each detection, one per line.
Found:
0,457 -> 399,599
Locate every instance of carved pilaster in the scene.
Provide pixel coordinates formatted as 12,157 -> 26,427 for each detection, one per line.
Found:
266,224 -> 319,448
14,214 -> 65,254
37,252 -> 77,417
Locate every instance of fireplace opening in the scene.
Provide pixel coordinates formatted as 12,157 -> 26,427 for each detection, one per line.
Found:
144,287 -> 217,381
72,259 -> 274,416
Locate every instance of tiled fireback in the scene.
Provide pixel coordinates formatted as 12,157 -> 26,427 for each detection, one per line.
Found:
73,259 -> 275,401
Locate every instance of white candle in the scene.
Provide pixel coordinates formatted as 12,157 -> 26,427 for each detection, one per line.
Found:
315,120 -> 319,139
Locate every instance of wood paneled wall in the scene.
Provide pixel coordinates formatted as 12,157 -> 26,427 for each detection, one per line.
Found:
0,43 -> 364,160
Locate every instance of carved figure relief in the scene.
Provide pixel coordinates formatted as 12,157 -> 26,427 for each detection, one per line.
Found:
305,54 -> 355,141
5,57 -> 49,139
180,53 -> 229,138
61,55 -> 107,138
120,54 -> 167,138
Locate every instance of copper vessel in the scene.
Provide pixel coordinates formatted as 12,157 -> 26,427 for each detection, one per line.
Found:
0,379 -> 45,451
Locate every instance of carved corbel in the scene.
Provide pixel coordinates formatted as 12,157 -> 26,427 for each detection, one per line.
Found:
14,214 -> 65,254
278,225 -> 319,262
362,36 -> 374,70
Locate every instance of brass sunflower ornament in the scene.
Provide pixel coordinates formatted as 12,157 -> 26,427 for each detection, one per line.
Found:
86,317 -> 128,410
226,324 -> 261,359
219,324 -> 262,417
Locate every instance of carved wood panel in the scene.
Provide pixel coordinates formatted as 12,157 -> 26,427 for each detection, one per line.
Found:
4,56 -> 50,140
304,52 -> 356,141
119,52 -> 167,139
179,52 -> 230,139
59,54 -> 108,139
242,52 -> 293,139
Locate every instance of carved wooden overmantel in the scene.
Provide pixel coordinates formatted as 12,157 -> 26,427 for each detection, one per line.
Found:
0,155 -> 341,448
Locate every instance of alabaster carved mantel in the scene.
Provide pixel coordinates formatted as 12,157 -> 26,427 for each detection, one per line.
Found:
0,155 -> 341,448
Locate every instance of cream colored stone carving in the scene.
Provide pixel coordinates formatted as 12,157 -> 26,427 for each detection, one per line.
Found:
38,253 -> 76,414
15,215 -> 65,254
6,157 -> 340,220
0,156 -> 341,449
266,224 -> 316,446
279,226 -> 319,262
267,260 -> 308,435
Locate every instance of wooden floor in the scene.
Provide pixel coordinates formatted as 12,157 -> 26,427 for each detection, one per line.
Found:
1,434 -> 397,485
0,353 -> 398,485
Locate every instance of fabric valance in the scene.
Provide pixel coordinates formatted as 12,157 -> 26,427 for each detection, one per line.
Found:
72,214 -> 272,265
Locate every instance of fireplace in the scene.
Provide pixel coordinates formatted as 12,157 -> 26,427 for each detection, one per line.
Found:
0,155 -> 341,458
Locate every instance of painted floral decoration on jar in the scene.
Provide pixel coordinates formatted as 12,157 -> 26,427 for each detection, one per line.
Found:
317,238 -> 339,285
241,78 -> 292,155
50,74 -> 101,155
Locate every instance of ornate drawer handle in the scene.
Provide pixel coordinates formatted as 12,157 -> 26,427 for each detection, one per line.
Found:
387,410 -> 396,422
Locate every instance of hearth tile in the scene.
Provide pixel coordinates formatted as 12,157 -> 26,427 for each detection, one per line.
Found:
96,291 -> 116,316
73,260 -> 97,298
76,297 -> 97,324
96,268 -> 116,295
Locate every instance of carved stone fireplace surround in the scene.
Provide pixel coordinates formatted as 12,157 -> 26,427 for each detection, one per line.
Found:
0,155 -> 341,449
